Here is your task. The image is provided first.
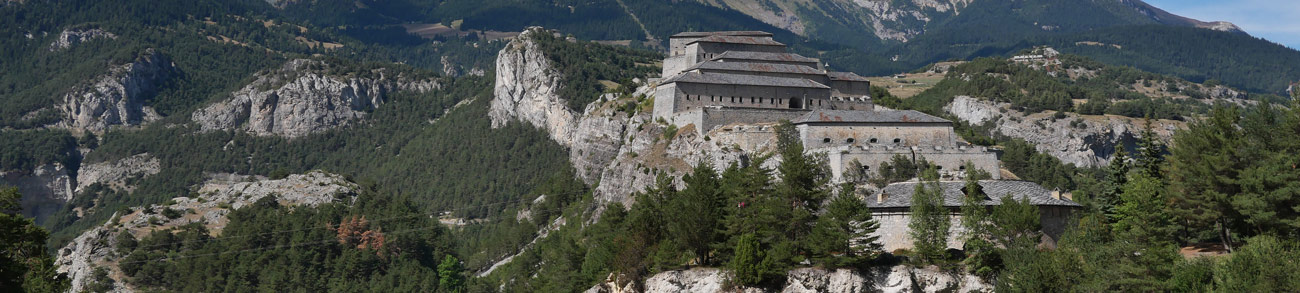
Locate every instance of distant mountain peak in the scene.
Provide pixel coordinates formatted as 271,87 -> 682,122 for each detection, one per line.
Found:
1120,0 -> 1246,34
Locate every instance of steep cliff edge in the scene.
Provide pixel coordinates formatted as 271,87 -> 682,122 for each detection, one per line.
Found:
54,171 -> 359,293
192,59 -> 440,138
1,163 -> 73,223
489,28 -> 777,212
945,96 -> 1178,167
55,48 -> 175,134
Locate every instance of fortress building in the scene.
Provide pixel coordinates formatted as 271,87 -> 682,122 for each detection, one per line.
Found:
655,31 -> 874,130
653,31 -> 1000,181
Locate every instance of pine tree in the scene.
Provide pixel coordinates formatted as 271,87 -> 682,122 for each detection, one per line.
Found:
1114,173 -> 1177,246
1135,118 -> 1166,179
664,161 -> 724,265
1098,146 -> 1130,221
1166,107 -> 1244,250
774,121 -> 829,254
715,159 -> 780,263
727,233 -> 777,287
989,194 -> 1041,249
437,255 -> 465,293
810,184 -> 881,267
0,187 -> 69,292
909,167 -> 951,263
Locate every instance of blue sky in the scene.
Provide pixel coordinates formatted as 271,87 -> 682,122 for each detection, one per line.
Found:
1144,0 -> 1300,49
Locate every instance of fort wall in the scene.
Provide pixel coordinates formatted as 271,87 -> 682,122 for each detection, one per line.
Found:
798,123 -> 955,149
818,145 -> 1001,183
869,206 -> 1074,251
673,107 -> 806,133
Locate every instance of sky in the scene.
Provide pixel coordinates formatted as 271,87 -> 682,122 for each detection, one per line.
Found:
1143,0 -> 1300,49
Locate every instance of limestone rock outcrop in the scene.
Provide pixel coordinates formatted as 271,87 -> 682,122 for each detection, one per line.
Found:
49,28 -> 117,51
192,59 -> 439,138
945,96 -> 1178,167
490,28 -> 778,212
585,266 -> 990,293
55,171 -> 359,293
56,48 -> 174,134
0,163 -> 73,223
74,153 -> 161,194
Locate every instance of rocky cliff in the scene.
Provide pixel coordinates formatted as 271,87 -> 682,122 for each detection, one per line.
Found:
55,171 -> 359,293
585,266 -> 989,293
945,96 -> 1178,167
75,153 -> 160,194
49,28 -> 118,51
490,28 -> 778,212
191,59 -> 439,138
1,163 -> 73,224
55,48 -> 174,134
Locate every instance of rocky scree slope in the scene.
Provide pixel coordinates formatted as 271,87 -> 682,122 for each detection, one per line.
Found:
191,59 -> 440,138
53,48 -> 176,134
54,171 -> 359,293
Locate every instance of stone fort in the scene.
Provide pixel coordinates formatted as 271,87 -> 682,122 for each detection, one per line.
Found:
652,31 -> 1001,181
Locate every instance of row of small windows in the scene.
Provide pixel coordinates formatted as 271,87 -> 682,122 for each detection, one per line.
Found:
859,164 -> 967,172
685,95 -> 788,105
822,137 -> 902,144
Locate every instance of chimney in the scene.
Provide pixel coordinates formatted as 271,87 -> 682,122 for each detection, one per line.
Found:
1051,188 -> 1062,200
877,192 -> 886,204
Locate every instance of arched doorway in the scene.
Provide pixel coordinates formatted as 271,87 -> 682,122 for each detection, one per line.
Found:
788,97 -> 802,109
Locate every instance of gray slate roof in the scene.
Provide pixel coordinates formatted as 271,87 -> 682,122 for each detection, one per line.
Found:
828,71 -> 871,82
870,180 -> 1083,209
671,31 -> 774,38
794,109 -> 950,124
687,61 -> 826,75
662,72 -> 829,89
714,51 -> 820,64
688,35 -> 785,46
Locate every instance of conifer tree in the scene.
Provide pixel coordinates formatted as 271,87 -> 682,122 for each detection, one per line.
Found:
437,255 -> 465,293
665,161 -> 724,265
1167,107 -> 1244,250
909,167 -> 951,263
0,187 -> 69,292
1115,173 -> 1177,246
773,121 -> 829,252
728,233 -> 777,287
1135,118 -> 1166,179
810,184 -> 881,267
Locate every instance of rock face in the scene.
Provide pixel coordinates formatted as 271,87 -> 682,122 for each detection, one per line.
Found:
49,28 -> 117,51
56,49 -> 174,134
586,266 -> 990,293
0,163 -> 73,223
74,153 -> 161,194
55,171 -> 359,293
945,96 -> 1178,167
490,28 -> 778,212
192,59 -> 439,138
